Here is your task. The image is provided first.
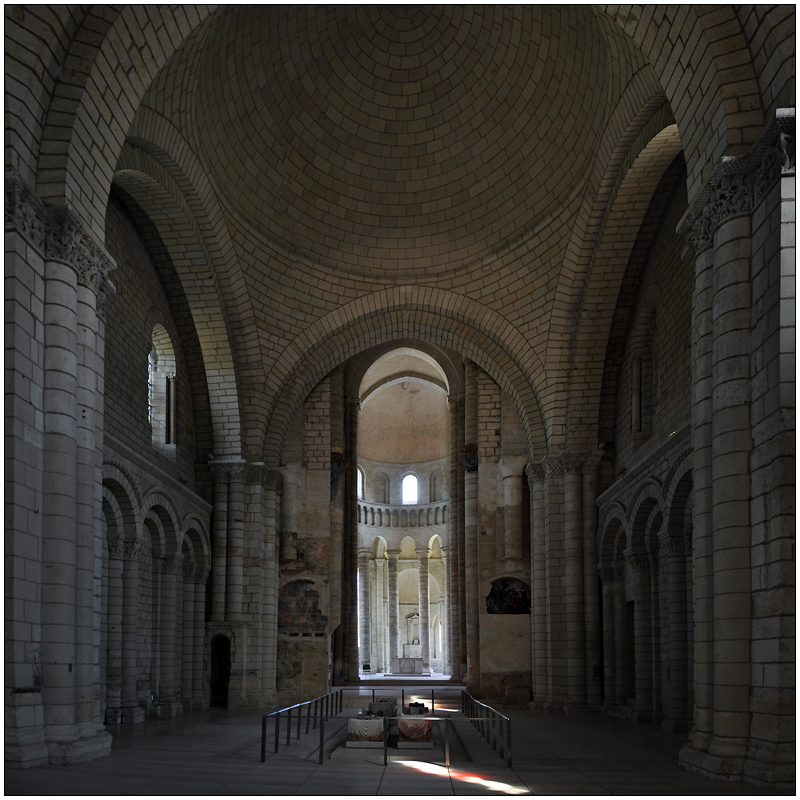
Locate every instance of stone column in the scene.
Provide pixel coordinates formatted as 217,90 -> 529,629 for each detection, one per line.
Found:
260,471 -> 282,704
463,361 -> 480,693
387,549 -> 400,670
329,369 -> 345,682
417,548 -> 431,675
40,249 -> 80,749
709,212 -> 753,764
358,547 -> 371,673
613,576 -> 626,708
121,542 -> 144,724
582,458 -> 602,708
226,465 -> 246,620
543,457 -> 566,707
456,390 -> 467,680
562,456 -> 585,708
502,466 -> 524,560
659,530 -> 689,732
440,547 -> 449,675
210,466 -> 228,621
345,398 -> 360,682
374,557 -> 385,673
158,555 -> 182,705
627,551 -> 653,721
599,567 -> 619,711
193,568 -> 210,709
526,463 -> 547,707
105,539 -> 124,724
181,564 -> 196,710
447,395 -> 462,680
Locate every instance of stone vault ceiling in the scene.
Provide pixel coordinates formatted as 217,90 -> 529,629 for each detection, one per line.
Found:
190,5 -> 609,277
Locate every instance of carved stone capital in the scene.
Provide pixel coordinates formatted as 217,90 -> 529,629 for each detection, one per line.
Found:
462,443 -> 478,473
598,565 -> 622,585
122,541 -> 144,562
159,555 -> 183,575
525,462 -> 545,488
626,551 -> 652,573
5,171 -> 47,251
183,564 -> 198,583
543,457 -> 565,478
658,529 -> 688,558
678,110 -> 795,262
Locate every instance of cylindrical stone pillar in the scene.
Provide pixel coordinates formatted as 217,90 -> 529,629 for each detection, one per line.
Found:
599,567 -> 618,711
709,214 -> 753,763
261,475 -> 281,700
41,256 -> 80,745
582,459 -> 602,708
463,361 -> 480,693
447,395 -> 462,680
181,564 -> 196,710
457,390 -> 467,680
502,470 -> 524,560
628,551 -> 653,721
387,549 -> 400,671
210,467 -> 228,621
374,557 -> 385,673
105,540 -> 124,723
345,398 -> 360,682
526,464 -> 547,707
417,548 -> 431,675
121,542 -> 144,723
159,556 -> 182,703
660,531 -> 689,732
358,547 -> 371,673
193,568 -> 209,708
613,577 -> 626,708
226,465 -> 246,620
563,457 -> 585,708
440,548 -> 449,676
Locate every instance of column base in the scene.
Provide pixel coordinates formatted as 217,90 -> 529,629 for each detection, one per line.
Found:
743,754 -> 795,791
104,707 -> 122,725
46,731 -> 112,765
121,705 -> 145,724
679,743 -> 744,781
149,701 -> 183,719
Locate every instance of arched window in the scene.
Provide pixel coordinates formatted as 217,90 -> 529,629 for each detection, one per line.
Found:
357,467 -> 364,500
429,469 -> 441,502
149,323 -> 176,454
402,474 -> 418,505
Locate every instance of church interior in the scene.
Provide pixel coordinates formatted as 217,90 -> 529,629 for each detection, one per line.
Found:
4,4 -> 795,791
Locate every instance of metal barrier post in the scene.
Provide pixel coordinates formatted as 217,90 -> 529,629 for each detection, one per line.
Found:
319,719 -> 325,765
372,688 -> 375,703
444,717 -> 450,768
286,707 -> 292,745
340,688 -> 343,713
497,712 -> 503,759
274,714 -> 280,754
297,705 -> 302,739
306,702 -> 311,734
324,693 -> 328,720
432,689 -> 435,715
261,716 -> 267,762
401,688 -> 404,711
507,718 -> 512,768
383,717 -> 388,766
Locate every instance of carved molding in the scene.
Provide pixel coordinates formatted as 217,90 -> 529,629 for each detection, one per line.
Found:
158,555 -> 183,575
598,566 -> 623,585
679,110 -> 795,262
626,552 -> 652,573
5,172 -> 117,302
543,457 -> 565,478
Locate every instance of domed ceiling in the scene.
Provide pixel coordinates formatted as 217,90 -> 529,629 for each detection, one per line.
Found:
193,5 -> 609,277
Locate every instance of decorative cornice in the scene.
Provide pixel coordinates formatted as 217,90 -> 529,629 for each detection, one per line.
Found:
560,454 -> 600,475
5,172 -> 117,300
678,110 -> 795,262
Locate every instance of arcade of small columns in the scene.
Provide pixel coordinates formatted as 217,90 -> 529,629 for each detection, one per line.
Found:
358,541 -> 449,676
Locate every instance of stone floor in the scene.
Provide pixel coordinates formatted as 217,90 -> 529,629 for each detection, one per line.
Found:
5,688 -> 792,796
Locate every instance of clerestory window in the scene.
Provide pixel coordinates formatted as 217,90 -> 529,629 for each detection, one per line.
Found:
148,323 -> 177,456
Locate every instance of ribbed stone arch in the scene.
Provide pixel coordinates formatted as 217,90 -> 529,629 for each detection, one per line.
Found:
598,505 -> 627,566
34,5 -> 216,241
140,490 -> 182,560
261,287 -> 548,467
627,481 -> 664,553
113,147 -> 244,459
547,97 -> 675,451
181,513 -> 211,564
665,455 -> 694,537
564,125 -> 684,450
101,487 -> 124,544
599,4 -> 766,198
102,462 -> 142,528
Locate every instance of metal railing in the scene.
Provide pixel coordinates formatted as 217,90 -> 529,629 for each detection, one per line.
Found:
260,688 -> 343,765
461,690 -> 512,767
376,716 -> 452,767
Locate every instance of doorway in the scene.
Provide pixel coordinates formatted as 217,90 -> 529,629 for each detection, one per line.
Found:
209,635 -> 231,708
